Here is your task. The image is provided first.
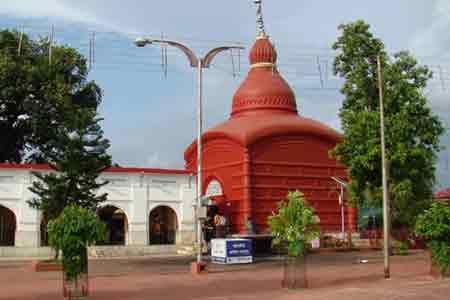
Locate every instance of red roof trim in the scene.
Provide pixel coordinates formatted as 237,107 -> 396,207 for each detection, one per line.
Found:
0,163 -> 191,175
434,188 -> 450,200
0,163 -> 51,170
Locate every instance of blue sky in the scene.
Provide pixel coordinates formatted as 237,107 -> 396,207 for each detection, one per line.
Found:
1,0 -> 449,189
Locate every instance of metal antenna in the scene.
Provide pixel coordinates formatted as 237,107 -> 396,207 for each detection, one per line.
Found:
92,31 -> 96,65
161,32 -> 168,79
88,33 -> 92,70
17,26 -> 24,56
253,0 -> 266,37
446,151 -> 449,170
230,49 -> 236,78
238,48 -> 241,75
271,41 -> 276,76
164,42 -> 168,78
438,65 -> 446,91
49,25 -> 54,65
317,56 -> 324,88
161,32 -> 164,75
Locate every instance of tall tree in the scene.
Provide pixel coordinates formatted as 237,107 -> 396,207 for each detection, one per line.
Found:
0,29 -> 101,163
28,108 -> 111,220
331,20 -> 445,227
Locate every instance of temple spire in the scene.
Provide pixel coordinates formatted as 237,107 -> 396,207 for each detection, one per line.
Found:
254,0 -> 266,38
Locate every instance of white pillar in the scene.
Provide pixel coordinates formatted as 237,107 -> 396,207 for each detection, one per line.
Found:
129,185 -> 148,245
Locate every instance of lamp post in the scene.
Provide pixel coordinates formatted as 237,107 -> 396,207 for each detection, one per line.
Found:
377,55 -> 390,279
135,37 -> 243,267
331,177 -> 348,241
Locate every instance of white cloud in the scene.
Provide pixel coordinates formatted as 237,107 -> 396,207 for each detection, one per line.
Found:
146,152 -> 170,169
0,0 -> 97,24
410,0 -> 450,57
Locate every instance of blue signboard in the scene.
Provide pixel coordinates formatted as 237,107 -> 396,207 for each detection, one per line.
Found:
211,239 -> 253,264
226,240 -> 252,257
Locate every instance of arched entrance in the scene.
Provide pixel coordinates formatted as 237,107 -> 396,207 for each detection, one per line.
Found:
0,205 -> 16,246
97,205 -> 128,245
149,206 -> 178,245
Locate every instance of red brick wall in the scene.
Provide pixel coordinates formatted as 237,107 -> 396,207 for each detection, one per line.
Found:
250,135 -> 351,233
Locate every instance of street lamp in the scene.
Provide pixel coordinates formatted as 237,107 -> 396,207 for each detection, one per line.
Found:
331,177 -> 348,241
377,55 -> 391,279
135,37 -> 244,268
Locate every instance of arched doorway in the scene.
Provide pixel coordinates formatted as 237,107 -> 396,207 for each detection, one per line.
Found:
0,205 -> 16,246
149,206 -> 178,245
97,205 -> 128,245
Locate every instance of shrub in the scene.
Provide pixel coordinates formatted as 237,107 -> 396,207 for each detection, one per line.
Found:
415,202 -> 450,276
393,240 -> 409,255
48,206 -> 106,280
268,191 -> 320,257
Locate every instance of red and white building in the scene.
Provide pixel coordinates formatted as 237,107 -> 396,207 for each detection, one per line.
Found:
0,163 -> 196,256
0,5 -> 358,256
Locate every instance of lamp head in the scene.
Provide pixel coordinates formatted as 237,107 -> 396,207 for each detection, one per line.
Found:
134,37 -> 150,47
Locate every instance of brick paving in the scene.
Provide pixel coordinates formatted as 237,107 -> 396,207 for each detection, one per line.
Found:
0,250 -> 448,300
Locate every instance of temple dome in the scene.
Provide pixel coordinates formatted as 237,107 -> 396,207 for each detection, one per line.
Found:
249,37 -> 277,65
231,36 -> 297,118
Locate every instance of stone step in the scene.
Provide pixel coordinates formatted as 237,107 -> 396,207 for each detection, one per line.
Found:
352,239 -> 372,248
177,245 -> 195,256
0,245 -> 196,258
88,245 -> 179,258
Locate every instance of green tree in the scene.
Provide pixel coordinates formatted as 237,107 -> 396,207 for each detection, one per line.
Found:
331,20 -> 445,227
28,108 -> 111,220
0,29 -> 101,163
48,205 -> 106,281
268,191 -> 320,257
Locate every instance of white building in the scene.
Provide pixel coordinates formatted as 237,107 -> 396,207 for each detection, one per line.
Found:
0,163 -> 197,257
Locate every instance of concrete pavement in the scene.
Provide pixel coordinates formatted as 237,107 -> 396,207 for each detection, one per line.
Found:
0,251 -> 448,300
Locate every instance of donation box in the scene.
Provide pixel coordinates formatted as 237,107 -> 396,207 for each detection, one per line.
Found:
211,238 -> 253,264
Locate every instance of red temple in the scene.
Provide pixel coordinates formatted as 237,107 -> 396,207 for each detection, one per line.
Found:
185,31 -> 356,235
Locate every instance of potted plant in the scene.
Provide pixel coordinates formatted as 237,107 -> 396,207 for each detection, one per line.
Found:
268,191 -> 320,289
415,202 -> 450,278
393,240 -> 409,256
48,205 -> 106,299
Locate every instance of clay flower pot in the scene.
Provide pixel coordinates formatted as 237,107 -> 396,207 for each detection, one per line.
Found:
281,255 -> 308,289
62,248 -> 89,300
63,272 -> 89,299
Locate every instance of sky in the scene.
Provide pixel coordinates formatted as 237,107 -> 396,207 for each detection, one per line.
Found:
0,0 -> 449,189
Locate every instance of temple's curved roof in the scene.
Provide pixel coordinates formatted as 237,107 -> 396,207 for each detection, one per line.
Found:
231,36 -> 297,117
185,23 -> 341,159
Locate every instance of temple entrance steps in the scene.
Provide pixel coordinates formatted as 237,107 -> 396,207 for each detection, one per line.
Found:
0,245 -> 195,259
176,245 -> 195,256
351,237 -> 373,248
0,246 -> 54,259
88,245 -> 182,258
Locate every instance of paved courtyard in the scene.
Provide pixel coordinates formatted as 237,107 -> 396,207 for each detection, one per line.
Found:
0,250 -> 449,300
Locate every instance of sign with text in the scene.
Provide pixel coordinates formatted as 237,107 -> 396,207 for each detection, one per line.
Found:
211,239 -> 253,264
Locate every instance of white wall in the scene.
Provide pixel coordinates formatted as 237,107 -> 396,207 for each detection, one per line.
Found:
0,167 -> 196,249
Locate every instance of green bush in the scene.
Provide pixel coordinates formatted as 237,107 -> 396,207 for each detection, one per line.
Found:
415,202 -> 450,276
393,240 -> 409,255
48,206 -> 106,280
268,191 -> 320,257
